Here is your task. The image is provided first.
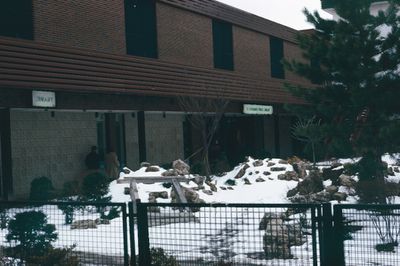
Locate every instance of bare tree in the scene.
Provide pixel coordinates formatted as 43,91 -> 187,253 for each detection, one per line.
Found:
178,96 -> 229,178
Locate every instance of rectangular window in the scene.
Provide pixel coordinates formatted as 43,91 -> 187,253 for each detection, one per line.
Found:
270,36 -> 285,79
0,0 -> 33,40
124,0 -> 158,58
212,19 -> 234,71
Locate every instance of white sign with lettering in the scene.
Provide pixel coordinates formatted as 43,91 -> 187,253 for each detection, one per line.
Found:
243,104 -> 273,115
32,91 -> 56,108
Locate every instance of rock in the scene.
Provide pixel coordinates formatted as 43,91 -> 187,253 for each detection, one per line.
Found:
234,167 -> 246,179
256,177 -> 265,182
71,220 -> 97,230
122,167 -> 131,174
322,167 -> 344,182
124,187 -> 130,195
278,174 -> 287,180
225,179 -> 236,186
227,186 -> 234,190
148,196 -> 157,203
173,159 -> 190,175
202,189 -> 213,195
333,192 -> 347,201
270,167 -> 286,172
255,171 -> 260,174
286,171 -> 299,181
339,174 -> 355,187
260,213 -> 306,260
387,167 -> 395,176
140,162 -> 151,168
278,160 -> 288,164
268,177 -> 274,180
267,162 -> 276,167
149,191 -> 169,199
192,175 -> 205,186
394,167 -> 399,173
243,178 -> 251,185
95,218 -> 110,225
325,185 -> 339,194
286,187 -> 298,198
145,165 -> 160,172
297,170 -> 324,195
248,172 -> 253,176
263,171 -> 271,176
331,162 -> 343,169
162,169 -> 179,176
253,160 -> 264,167
292,162 -> 308,179
311,191 -> 331,203
183,188 -> 200,202
205,181 -> 218,192
220,186 -> 227,190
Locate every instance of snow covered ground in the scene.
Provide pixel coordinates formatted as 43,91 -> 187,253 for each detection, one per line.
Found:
1,155 -> 400,265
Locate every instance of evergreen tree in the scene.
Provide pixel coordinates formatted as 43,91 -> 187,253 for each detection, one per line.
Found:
286,0 -> 400,182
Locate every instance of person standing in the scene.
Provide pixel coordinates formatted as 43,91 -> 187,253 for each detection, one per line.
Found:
105,149 -> 120,180
85,146 -> 100,170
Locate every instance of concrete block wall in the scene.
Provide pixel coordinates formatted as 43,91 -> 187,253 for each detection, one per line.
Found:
10,110 -> 97,198
124,112 -> 140,170
157,2 -> 213,68
34,0 -> 126,54
145,112 -> 184,166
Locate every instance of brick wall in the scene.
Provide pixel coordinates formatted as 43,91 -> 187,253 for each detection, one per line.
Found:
145,112 -> 184,166
10,110 -> 97,198
233,26 -> 270,79
156,2 -> 213,68
125,112 -> 140,170
33,0 -> 126,54
284,42 -> 309,83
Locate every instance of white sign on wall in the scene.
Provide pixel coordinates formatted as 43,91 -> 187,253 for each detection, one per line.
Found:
32,91 -> 56,108
243,104 -> 273,115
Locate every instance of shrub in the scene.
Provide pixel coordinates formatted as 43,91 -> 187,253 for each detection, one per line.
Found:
30,177 -> 54,201
27,245 -> 79,266
150,248 -> 179,266
81,172 -> 110,202
6,211 -> 57,259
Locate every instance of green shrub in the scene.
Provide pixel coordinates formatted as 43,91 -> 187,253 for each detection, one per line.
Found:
30,177 -> 54,201
81,172 -> 110,202
6,211 -> 58,259
26,245 -> 79,266
150,248 -> 179,266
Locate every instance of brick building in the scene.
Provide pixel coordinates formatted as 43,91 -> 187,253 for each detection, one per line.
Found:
0,0 -> 309,199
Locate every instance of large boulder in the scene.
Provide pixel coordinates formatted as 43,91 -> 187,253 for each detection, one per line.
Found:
173,159 -> 190,175
339,174 -> 356,187
292,161 -> 308,179
297,170 -> 324,195
71,220 -> 97,230
145,165 -> 160,172
253,160 -> 264,167
234,164 -> 250,179
322,167 -> 344,182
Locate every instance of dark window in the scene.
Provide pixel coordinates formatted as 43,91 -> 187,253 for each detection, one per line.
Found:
124,0 -> 158,58
270,36 -> 285,79
212,19 -> 234,70
0,0 -> 33,40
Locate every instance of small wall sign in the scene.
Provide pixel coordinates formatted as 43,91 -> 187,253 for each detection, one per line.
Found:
32,91 -> 56,108
243,104 -> 273,115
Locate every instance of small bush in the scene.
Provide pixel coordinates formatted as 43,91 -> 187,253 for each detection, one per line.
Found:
27,245 -> 79,266
6,211 -> 57,259
81,172 -> 110,202
150,248 -> 179,266
30,177 -> 54,201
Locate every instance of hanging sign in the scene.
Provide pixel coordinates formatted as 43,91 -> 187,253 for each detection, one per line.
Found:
32,91 -> 56,108
243,104 -> 273,115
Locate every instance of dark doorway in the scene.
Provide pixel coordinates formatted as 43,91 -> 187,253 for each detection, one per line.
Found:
216,116 -> 265,167
0,109 -> 12,199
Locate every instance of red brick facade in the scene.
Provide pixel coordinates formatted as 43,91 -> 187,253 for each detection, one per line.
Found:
34,0 -> 126,54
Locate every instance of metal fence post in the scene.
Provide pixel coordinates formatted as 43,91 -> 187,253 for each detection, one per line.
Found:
121,203 -> 129,266
128,202 -> 137,266
320,203 -> 333,266
333,205 -> 345,266
137,202 -> 151,266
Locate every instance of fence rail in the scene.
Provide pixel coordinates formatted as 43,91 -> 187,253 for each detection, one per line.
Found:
1,201 -> 400,266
